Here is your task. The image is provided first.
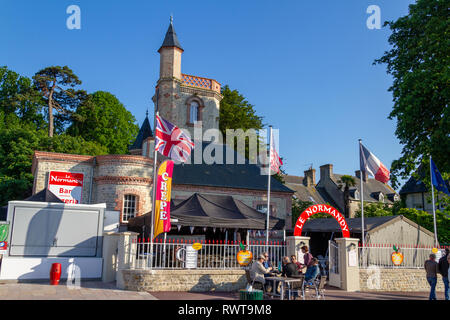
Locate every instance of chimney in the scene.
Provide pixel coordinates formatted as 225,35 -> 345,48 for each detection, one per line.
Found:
320,164 -> 333,181
303,168 -> 316,187
355,170 -> 368,182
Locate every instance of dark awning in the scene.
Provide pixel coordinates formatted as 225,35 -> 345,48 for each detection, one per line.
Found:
128,193 -> 285,230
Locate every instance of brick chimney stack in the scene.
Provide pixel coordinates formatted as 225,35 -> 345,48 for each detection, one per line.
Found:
355,170 -> 368,182
320,164 -> 333,181
303,168 -> 316,187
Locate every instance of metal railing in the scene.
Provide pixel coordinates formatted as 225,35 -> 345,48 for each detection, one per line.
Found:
127,238 -> 286,270
359,244 -> 449,269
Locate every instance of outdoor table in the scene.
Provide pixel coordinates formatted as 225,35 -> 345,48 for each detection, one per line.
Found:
265,275 -> 304,300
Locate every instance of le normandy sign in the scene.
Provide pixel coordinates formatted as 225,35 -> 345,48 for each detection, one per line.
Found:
294,204 -> 350,238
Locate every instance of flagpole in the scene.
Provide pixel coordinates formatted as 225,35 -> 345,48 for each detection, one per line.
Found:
266,126 -> 273,249
430,155 -> 438,247
149,111 -> 159,269
359,139 -> 365,265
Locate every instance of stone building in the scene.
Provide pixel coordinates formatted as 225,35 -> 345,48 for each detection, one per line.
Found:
399,170 -> 448,213
30,20 -> 294,232
285,164 -> 399,218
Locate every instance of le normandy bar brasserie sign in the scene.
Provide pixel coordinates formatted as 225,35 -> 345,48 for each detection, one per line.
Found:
48,171 -> 84,204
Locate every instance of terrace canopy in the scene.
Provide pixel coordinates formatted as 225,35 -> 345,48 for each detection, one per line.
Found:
127,193 -> 285,231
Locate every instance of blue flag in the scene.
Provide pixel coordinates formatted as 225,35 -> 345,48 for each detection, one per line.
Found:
430,158 -> 450,196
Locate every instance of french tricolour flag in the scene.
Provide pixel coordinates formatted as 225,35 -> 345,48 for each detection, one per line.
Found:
359,143 -> 390,184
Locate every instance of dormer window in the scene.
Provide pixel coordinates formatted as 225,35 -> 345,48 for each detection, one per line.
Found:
190,101 -> 199,123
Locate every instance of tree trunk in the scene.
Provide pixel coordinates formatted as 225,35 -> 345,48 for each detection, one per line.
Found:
48,100 -> 53,137
48,83 -> 56,137
344,186 -> 350,218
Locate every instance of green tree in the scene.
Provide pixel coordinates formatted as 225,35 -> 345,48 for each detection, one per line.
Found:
33,66 -> 83,137
337,175 -> 356,217
291,198 -> 330,226
0,114 -> 107,206
219,85 -> 264,134
220,85 -> 265,161
374,0 -> 450,188
67,91 -> 139,154
0,66 -> 45,128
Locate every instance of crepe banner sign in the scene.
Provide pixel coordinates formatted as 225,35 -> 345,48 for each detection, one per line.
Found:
153,160 -> 174,239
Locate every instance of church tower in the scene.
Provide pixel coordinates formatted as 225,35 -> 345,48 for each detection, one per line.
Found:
153,17 -> 223,140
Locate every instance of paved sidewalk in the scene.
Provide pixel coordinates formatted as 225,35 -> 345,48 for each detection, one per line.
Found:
0,282 -> 447,300
0,281 -> 157,300
151,285 -> 448,300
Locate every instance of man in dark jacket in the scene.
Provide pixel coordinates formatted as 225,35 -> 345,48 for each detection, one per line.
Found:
425,254 -> 439,300
281,256 -> 298,277
438,248 -> 449,300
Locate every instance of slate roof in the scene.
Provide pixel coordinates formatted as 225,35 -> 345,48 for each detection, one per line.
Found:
284,175 -> 325,203
129,115 -> 153,151
172,142 -> 293,194
332,173 -> 397,204
399,167 -> 449,195
159,21 -> 183,51
399,176 -> 428,194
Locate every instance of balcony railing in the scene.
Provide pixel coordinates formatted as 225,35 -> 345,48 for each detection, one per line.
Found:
181,74 -> 221,93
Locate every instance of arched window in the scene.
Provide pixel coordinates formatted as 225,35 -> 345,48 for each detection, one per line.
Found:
190,101 -> 199,123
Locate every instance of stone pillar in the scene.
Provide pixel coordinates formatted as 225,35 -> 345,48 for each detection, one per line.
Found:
286,236 -> 310,259
335,237 -> 360,292
116,231 -> 139,289
102,232 -> 121,282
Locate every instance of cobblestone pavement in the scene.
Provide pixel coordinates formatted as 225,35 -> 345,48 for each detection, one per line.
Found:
0,281 -> 157,300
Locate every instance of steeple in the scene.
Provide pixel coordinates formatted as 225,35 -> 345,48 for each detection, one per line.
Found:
129,112 -> 153,152
158,16 -> 183,52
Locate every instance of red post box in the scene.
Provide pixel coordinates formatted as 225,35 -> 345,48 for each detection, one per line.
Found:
50,263 -> 61,285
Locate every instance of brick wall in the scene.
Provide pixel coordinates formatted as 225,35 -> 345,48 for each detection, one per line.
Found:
359,268 -> 446,292
122,269 -> 247,292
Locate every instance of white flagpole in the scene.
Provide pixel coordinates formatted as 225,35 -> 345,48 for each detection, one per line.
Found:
430,155 -> 438,247
149,111 -> 159,269
359,139 -> 365,265
266,126 -> 272,248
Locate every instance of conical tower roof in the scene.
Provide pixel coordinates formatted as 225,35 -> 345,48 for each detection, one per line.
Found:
159,17 -> 183,52
129,113 -> 153,151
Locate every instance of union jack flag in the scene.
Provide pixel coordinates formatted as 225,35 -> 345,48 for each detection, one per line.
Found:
270,130 -> 283,173
155,114 -> 195,162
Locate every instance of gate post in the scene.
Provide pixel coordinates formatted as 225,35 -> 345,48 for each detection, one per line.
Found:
116,231 -> 139,289
286,236 -> 310,259
335,237 -> 360,292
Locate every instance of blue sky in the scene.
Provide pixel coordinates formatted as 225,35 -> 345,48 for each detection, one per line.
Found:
1,0 -> 415,188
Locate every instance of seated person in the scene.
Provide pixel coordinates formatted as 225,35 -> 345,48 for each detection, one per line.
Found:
250,254 -> 273,289
281,256 -> 299,277
304,258 -> 320,283
262,252 -> 274,276
291,255 -> 303,273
